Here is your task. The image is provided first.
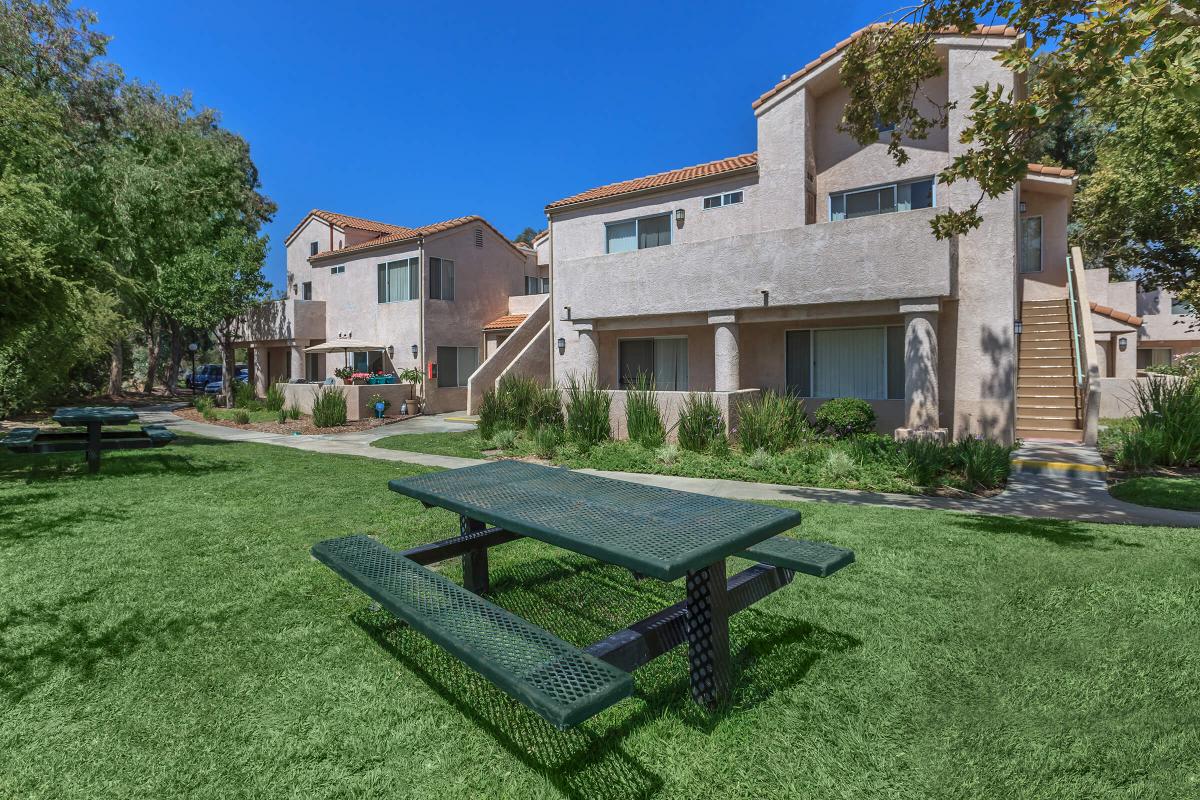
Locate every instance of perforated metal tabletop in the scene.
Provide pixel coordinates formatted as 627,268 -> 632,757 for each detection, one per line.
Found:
388,461 -> 803,581
52,406 -> 139,426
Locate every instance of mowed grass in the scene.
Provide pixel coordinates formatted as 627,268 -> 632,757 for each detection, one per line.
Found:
373,429 -> 491,458
1,438 -> 1199,799
1111,476 -> 1200,510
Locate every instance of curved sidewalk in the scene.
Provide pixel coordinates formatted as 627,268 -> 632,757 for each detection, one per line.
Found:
142,408 -> 1200,528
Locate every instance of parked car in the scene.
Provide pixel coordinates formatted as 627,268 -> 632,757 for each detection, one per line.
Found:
188,364 -> 222,390
203,368 -> 249,395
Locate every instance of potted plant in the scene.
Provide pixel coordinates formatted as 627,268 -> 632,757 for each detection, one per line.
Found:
351,371 -> 370,385
334,366 -> 353,385
369,393 -> 390,418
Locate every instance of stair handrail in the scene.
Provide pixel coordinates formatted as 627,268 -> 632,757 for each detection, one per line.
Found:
1065,246 -> 1101,445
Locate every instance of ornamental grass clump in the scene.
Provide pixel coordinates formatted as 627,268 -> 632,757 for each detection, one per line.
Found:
676,393 -> 725,453
497,374 -> 540,429
900,436 -> 950,488
955,435 -> 1011,491
477,388 -> 507,441
193,395 -> 213,413
624,373 -> 665,448
233,381 -> 261,410
532,424 -> 562,458
265,383 -> 286,412
565,374 -> 611,448
232,409 -> 251,425
530,384 -> 564,431
1132,375 -> 1200,466
311,386 -> 347,428
737,390 -> 807,453
490,428 -> 518,450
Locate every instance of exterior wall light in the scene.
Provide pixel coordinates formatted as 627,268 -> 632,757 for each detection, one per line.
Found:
1019,201 -> 1027,213
386,345 -> 394,357
675,208 -> 685,225
761,290 -> 769,307
1118,337 -> 1128,352
557,337 -> 566,354
1014,319 -> 1023,336
410,344 -> 418,359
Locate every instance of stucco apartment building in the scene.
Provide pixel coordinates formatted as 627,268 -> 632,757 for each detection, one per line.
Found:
1087,270 -> 1200,377
237,210 -> 549,413
546,24 -> 1090,443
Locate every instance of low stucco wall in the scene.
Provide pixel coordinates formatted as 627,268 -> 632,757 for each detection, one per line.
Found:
1097,375 -> 1187,418
278,382 -> 416,421
603,389 -> 760,442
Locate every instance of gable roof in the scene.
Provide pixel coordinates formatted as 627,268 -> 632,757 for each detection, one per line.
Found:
1090,302 -> 1143,328
752,23 -> 1020,111
307,215 -> 526,261
284,209 -> 411,246
546,153 -> 758,212
482,314 -> 528,332
1025,163 -> 1076,178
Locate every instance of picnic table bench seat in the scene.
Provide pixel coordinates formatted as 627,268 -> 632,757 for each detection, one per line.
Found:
1,427 -> 39,452
312,534 -> 634,729
141,424 -> 176,445
738,536 -> 855,578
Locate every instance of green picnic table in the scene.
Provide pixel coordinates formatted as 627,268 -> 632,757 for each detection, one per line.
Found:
313,460 -> 855,729
1,406 -> 175,473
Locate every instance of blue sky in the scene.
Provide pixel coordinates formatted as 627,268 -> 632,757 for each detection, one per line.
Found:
85,0 -> 900,288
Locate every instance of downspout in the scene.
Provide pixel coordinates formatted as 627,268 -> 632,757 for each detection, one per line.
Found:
547,213 -> 555,385
418,236 -> 426,410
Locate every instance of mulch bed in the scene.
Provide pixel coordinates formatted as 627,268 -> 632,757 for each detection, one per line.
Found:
174,407 -> 419,436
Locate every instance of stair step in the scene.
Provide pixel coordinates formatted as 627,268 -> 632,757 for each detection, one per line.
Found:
1018,410 -> 1080,422
1017,396 -> 1078,408
1017,428 -> 1084,443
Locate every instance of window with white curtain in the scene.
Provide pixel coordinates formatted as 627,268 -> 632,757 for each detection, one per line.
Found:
618,337 -> 688,390
605,214 -> 672,253
829,178 -> 933,221
785,326 -> 904,400
377,257 -> 419,302
1020,216 -> 1043,273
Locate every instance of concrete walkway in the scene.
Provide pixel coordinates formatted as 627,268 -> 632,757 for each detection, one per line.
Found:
139,407 -> 1200,528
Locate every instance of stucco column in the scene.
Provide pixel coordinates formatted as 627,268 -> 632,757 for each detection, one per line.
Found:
710,312 -> 740,392
289,344 -> 304,382
251,347 -> 268,396
903,311 -> 940,430
576,324 -> 599,381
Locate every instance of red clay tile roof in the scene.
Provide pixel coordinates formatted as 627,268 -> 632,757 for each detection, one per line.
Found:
482,314 -> 528,332
284,209 -> 411,245
1026,163 -> 1077,178
752,23 -> 1020,111
308,215 -> 525,261
1090,302 -> 1143,327
546,153 -> 758,211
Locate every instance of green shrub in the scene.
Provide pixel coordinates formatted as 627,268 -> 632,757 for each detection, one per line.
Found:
1115,425 -> 1166,471
677,393 -> 725,453
233,381 -> 261,410
202,406 -> 218,422
625,373 -> 665,448
737,390 -> 807,453
746,447 -> 773,470
814,397 -> 876,438
532,424 -> 561,458
900,437 -> 950,488
1133,375 -> 1200,466
193,395 -> 213,413
565,374 -> 611,448
497,374 -> 540,429
477,388 -> 507,441
655,443 -> 680,465
311,386 -> 348,428
286,405 -> 301,421
265,383 -> 286,412
232,408 -> 251,425
849,432 -> 896,462
277,407 -> 287,424
823,449 -> 856,480
954,436 -> 1011,491
490,428 -> 518,450
530,385 -> 564,431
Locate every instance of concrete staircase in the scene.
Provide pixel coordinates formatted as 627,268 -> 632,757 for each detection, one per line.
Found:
1016,299 -> 1084,442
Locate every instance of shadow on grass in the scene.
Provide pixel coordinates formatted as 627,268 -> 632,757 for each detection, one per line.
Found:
0,448 -> 237,485
0,588 -> 236,702
348,554 -> 859,800
944,513 -> 1146,549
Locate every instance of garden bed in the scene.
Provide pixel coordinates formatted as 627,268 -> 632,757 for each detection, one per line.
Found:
176,406 -> 417,435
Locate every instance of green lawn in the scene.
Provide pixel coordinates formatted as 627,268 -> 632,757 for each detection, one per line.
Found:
372,430 -> 1009,494
1111,476 -> 1200,510
2,438 -> 1198,798
199,406 -> 280,423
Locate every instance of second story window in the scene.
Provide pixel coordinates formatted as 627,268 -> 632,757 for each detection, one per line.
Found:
1171,296 -> 1194,315
525,276 -> 549,295
703,191 -> 744,210
301,281 -> 312,300
1020,216 -> 1043,274
429,257 -> 455,301
377,257 -> 419,303
330,265 -> 345,275
309,241 -> 319,257
829,177 -> 933,222
605,213 -> 671,254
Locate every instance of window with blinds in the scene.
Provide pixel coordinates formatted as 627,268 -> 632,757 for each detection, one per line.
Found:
436,346 -> 478,388
618,337 -> 688,390
786,326 -> 905,400
429,257 -> 454,300
377,258 -> 419,303
605,213 -> 672,253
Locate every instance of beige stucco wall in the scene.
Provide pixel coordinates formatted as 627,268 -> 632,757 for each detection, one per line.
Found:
278,382 -> 416,421
1019,187 -> 1071,301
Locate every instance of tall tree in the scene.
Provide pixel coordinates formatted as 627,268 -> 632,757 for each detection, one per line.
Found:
513,226 -> 541,245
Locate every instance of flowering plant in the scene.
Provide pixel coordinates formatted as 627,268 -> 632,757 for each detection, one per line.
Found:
333,366 -> 353,380
351,371 -> 371,385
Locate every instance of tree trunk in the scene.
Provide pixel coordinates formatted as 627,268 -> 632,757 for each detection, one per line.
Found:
143,315 -> 161,394
108,339 -> 123,397
165,320 -> 183,396
219,325 -> 237,408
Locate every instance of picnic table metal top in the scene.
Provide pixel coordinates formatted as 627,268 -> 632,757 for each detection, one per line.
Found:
388,461 -> 803,581
51,406 -> 139,426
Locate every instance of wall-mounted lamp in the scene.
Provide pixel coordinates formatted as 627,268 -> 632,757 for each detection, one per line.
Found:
557,337 -> 566,355
1014,319 -> 1023,336
386,344 -> 394,357
761,290 -> 770,307
1118,337 -> 1128,352
675,208 -> 685,225
410,344 -> 418,359
1019,201 -> 1027,213
562,306 -> 572,321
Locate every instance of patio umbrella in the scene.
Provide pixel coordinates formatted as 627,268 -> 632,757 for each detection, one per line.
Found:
304,338 -> 390,370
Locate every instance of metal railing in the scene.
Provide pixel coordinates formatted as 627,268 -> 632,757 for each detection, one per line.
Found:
1065,253 -> 1086,389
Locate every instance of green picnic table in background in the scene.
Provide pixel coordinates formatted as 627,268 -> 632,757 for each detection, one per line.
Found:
1,406 -> 175,473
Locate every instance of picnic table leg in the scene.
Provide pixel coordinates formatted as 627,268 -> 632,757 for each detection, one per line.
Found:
85,422 -> 101,474
459,515 -> 489,595
685,558 -> 732,709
